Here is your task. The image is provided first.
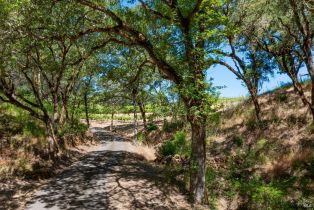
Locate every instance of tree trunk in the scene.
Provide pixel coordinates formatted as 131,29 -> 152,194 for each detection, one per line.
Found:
139,102 -> 147,135
252,94 -> 261,122
110,111 -> 114,131
247,87 -> 261,122
292,79 -> 314,121
304,47 -> 314,123
84,92 -> 90,127
310,79 -> 314,122
45,117 -> 60,158
71,96 -> 80,122
188,113 -> 207,204
52,93 -> 59,122
132,93 -> 138,143
59,99 -> 69,125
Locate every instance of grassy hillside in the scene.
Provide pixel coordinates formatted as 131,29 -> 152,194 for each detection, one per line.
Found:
206,83 -> 314,209
0,103 -> 92,179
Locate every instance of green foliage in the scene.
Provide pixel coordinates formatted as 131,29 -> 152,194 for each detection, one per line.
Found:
205,131 -> 314,210
208,112 -> 221,130
173,131 -> 187,154
205,167 -> 219,209
232,135 -> 243,147
0,112 -> 24,136
206,167 -> 217,186
137,131 -> 145,143
23,121 -> 46,138
157,131 -> 190,157
158,140 -> 177,157
147,122 -> 158,132
59,119 -> 88,137
0,104 -> 46,138
242,177 -> 288,210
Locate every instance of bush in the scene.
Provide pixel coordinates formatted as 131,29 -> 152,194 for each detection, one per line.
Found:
226,175 -> 291,209
59,119 -> 88,137
137,131 -> 145,143
158,140 -> 177,156
23,120 -> 46,137
232,135 -> 243,147
147,122 -> 158,131
250,182 -> 288,209
173,131 -> 188,155
157,130 -> 189,157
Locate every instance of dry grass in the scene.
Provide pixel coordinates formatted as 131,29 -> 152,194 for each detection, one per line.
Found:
263,148 -> 314,178
207,83 -> 314,209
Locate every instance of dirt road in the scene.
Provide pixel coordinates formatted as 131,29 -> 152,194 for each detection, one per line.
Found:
24,126 -> 193,210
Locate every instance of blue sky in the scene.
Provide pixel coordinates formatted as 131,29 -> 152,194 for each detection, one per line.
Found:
208,65 -> 309,98
120,0 -> 311,98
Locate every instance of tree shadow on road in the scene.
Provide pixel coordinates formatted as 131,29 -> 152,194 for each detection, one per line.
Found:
25,148 -> 191,210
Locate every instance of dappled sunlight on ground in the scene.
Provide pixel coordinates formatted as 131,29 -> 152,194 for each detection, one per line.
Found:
25,127 -> 192,210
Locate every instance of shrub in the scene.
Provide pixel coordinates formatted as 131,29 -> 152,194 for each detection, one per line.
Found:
229,175 -> 290,210
147,123 -> 158,131
173,131 -> 189,155
0,113 -> 24,136
251,183 -> 287,210
23,120 -> 46,137
157,130 -> 189,157
205,167 -> 219,209
137,131 -> 145,143
232,135 -> 243,147
59,119 -> 88,137
158,140 -> 177,156
206,166 -> 218,189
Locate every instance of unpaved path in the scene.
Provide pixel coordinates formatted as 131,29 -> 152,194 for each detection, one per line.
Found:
25,126 -> 193,210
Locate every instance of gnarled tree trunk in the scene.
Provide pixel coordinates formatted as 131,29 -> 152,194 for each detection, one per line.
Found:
44,116 -> 61,158
110,111 -> 114,131
248,88 -> 261,122
132,91 -> 138,143
138,101 -> 147,137
186,108 -> 207,204
304,45 -> 314,123
84,92 -> 90,127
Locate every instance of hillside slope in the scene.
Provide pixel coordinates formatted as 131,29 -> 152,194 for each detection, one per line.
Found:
207,83 -> 314,209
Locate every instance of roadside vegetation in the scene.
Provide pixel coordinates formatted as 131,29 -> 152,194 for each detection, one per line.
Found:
0,0 -> 313,209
